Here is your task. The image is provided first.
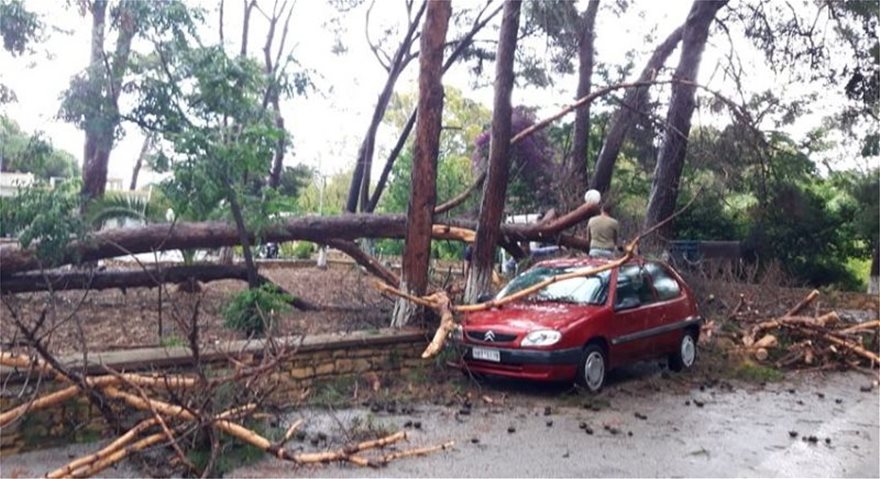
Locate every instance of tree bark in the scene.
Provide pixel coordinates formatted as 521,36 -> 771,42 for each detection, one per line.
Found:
81,0 -> 137,203
0,213 -> 596,277
346,1 -> 427,213
643,1 -> 726,240
464,0 -> 521,303
591,26 -> 683,194
365,3 -> 504,212
569,0 -> 599,199
391,0 -> 451,327
129,133 -> 153,190
869,242 -> 879,295
0,265 -> 257,294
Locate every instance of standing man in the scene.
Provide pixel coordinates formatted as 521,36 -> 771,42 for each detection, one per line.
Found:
586,200 -> 619,258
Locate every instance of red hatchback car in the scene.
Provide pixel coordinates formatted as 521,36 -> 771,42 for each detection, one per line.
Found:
453,256 -> 702,392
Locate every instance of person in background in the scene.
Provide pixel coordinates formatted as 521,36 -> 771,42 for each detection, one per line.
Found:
586,200 -> 619,258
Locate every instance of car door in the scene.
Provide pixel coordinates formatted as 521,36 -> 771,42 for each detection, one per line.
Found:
644,262 -> 691,355
608,264 -> 658,366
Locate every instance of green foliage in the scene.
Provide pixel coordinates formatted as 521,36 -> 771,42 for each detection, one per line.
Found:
0,116 -> 79,180
0,0 -> 40,56
287,241 -> 315,259
187,422 -> 266,476
223,284 -> 292,335
0,180 -> 85,265
84,192 -> 163,229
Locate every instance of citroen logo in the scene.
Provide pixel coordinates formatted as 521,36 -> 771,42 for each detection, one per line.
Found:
483,330 -> 496,342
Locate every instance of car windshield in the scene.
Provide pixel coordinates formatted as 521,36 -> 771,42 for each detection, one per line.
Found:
496,266 -> 610,305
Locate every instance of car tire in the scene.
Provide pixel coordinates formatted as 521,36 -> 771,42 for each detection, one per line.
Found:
576,344 -> 607,393
669,331 -> 698,372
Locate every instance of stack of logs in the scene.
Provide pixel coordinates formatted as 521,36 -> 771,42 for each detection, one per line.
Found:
717,290 -> 880,370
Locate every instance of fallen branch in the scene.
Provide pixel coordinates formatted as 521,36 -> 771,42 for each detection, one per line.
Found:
783,289 -> 819,317
46,417 -> 161,478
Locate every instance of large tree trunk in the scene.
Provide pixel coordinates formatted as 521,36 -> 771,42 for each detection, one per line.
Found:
464,0 -> 522,303
391,0 -> 451,327
643,0 -> 726,241
346,1 -> 427,213
0,212 -> 598,277
81,0 -> 137,203
591,26 -> 683,194
365,3 -> 504,213
569,0 -> 599,200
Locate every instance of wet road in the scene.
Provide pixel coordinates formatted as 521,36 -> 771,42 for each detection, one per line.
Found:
236,372 -> 879,478
2,372 -> 877,478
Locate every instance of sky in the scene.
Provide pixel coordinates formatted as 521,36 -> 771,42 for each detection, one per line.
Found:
0,0 -> 872,190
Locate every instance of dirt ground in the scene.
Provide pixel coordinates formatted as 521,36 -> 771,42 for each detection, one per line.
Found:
0,265 -> 392,356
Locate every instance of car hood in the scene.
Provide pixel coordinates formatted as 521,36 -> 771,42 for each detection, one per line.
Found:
464,302 -> 599,331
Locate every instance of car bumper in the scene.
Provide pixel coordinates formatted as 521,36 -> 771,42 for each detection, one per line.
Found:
450,342 -> 580,381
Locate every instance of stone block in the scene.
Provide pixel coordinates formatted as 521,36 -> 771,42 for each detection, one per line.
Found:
314,362 -> 335,376
289,366 -> 315,380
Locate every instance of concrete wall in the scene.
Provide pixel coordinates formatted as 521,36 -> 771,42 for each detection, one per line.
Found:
0,328 -> 428,456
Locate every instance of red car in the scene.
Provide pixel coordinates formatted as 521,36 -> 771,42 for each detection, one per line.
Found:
452,256 -> 702,392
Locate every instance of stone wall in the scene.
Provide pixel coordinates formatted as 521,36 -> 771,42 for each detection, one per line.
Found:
0,328 -> 428,456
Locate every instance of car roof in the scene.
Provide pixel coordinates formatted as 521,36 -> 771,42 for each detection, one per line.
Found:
533,255 -> 650,270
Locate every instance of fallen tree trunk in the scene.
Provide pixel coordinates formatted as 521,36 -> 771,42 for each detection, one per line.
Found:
0,265 -> 255,294
0,214 -> 593,276
0,265 -> 321,310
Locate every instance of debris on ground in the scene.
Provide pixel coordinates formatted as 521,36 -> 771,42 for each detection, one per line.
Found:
703,289 -> 879,372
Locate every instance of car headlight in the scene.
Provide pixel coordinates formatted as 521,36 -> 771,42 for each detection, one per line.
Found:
451,325 -> 463,341
521,330 -> 561,347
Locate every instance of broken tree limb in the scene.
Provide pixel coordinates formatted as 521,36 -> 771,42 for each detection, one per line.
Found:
321,239 -> 399,286
419,292 -> 455,358
71,431 -> 168,478
783,289 -> 820,317
810,332 -> 880,366
434,170 -> 486,215
46,417 -> 161,478
0,384 -> 80,428
839,321 -> 880,335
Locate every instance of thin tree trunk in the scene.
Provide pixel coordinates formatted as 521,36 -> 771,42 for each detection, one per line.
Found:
591,26 -> 683,194
464,0 -> 521,303
129,134 -> 153,190
643,0 -> 726,242
569,0 -> 599,200
226,191 -> 260,288
346,1 -> 427,213
391,0 -> 451,327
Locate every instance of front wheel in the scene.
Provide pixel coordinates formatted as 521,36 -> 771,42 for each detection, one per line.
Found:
669,331 -> 697,372
576,344 -> 607,393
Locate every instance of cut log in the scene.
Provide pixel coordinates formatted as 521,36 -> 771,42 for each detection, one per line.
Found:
783,289 -> 820,317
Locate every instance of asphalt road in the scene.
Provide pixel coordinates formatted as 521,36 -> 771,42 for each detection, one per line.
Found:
235,372 -> 879,478
3,372 -> 877,478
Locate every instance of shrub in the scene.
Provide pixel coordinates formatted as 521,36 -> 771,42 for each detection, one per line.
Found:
223,284 -> 292,335
290,241 -> 315,259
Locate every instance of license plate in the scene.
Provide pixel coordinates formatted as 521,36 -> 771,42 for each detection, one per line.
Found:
471,347 -> 501,362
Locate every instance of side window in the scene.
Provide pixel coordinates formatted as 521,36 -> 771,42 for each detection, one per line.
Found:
647,263 -> 682,301
615,265 -> 656,308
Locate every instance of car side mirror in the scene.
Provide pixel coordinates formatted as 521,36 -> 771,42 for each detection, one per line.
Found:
615,296 -> 641,311
476,293 -> 494,303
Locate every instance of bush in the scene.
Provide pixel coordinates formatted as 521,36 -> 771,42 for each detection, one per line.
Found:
291,241 -> 315,259
223,284 -> 292,335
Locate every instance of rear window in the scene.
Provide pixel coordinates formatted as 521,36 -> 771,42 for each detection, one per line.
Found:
496,266 -> 610,305
646,263 -> 682,301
